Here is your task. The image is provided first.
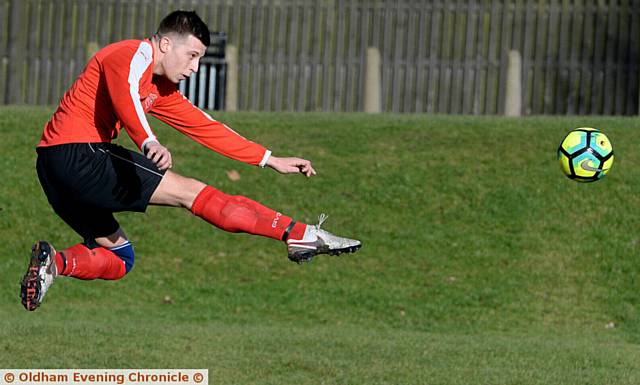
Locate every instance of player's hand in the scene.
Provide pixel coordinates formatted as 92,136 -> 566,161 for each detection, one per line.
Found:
266,156 -> 316,177
144,141 -> 173,171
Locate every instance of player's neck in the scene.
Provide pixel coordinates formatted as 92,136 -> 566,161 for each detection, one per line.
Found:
151,37 -> 165,76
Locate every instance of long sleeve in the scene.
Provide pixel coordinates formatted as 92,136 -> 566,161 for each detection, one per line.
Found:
149,89 -> 270,166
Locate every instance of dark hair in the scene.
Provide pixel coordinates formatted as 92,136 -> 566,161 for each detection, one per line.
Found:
156,10 -> 210,47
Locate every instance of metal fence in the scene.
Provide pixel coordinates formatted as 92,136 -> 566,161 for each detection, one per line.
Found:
0,0 -> 638,114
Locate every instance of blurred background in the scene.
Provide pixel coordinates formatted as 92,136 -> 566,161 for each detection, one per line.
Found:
0,0 -> 639,115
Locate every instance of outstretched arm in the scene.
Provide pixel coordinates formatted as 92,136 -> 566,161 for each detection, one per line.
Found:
150,88 -> 270,166
150,87 -> 315,176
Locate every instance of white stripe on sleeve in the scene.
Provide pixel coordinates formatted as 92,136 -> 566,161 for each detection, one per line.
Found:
128,42 -> 157,148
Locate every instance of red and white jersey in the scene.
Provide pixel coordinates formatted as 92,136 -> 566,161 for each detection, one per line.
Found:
39,39 -> 270,166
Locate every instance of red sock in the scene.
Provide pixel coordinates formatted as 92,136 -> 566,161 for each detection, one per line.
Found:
190,186 -> 306,241
54,243 -> 126,280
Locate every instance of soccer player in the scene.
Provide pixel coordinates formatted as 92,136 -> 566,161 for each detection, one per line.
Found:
20,10 -> 361,311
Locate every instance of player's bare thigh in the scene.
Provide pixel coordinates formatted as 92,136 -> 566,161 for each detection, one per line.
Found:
149,170 -> 206,209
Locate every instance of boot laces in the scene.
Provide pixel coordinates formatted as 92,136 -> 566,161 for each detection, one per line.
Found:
315,213 -> 328,230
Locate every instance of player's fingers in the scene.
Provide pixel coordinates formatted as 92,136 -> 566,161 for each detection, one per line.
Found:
306,164 -> 316,177
293,159 -> 308,168
299,161 -> 315,177
151,149 -> 166,165
163,153 -> 173,169
156,153 -> 167,169
161,152 -> 172,169
148,148 -> 162,163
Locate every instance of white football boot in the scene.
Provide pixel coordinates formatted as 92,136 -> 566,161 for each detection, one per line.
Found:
20,241 -> 57,311
287,214 -> 362,264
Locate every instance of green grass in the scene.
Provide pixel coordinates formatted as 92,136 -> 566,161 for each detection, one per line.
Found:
2,107 -> 640,384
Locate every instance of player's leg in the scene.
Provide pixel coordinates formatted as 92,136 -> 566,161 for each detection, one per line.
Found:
20,207 -> 133,311
150,170 -> 306,239
40,142 -> 161,281
53,226 -> 133,281
21,240 -> 130,311
22,144 -> 149,311
98,143 -> 361,262
150,170 -> 361,263
21,217 -> 134,309
45,197 -> 132,279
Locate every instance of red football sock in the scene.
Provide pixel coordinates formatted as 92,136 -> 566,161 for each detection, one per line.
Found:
54,243 -> 126,280
190,186 -> 307,241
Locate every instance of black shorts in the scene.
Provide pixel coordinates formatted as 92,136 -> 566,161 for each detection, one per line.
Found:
36,143 -> 166,242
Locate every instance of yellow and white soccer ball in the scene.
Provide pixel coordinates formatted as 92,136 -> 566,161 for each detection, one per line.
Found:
557,127 -> 614,182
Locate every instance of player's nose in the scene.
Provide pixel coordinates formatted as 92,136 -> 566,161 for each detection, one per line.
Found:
189,60 -> 199,74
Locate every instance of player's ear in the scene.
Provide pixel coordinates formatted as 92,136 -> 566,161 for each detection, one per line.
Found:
159,35 -> 172,53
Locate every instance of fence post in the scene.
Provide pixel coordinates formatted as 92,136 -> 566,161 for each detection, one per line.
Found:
6,0 -> 25,104
505,50 -> 522,117
225,44 -> 238,112
364,47 -> 381,113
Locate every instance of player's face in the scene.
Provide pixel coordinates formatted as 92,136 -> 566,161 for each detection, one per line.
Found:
161,34 -> 206,83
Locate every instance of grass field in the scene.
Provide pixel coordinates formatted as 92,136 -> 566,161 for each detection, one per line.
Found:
2,107 -> 640,384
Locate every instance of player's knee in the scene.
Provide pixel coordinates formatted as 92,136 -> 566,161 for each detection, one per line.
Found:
110,241 -> 135,273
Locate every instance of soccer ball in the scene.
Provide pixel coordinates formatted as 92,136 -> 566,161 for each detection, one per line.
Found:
557,127 -> 614,182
